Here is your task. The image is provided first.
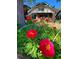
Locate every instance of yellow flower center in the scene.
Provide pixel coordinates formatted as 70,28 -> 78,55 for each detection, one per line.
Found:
46,44 -> 50,51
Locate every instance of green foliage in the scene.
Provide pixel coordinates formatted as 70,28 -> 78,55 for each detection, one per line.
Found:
17,21 -> 61,59
53,41 -> 61,59
27,0 -> 36,3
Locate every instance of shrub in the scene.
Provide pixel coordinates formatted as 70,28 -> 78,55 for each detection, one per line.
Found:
17,19 -> 61,59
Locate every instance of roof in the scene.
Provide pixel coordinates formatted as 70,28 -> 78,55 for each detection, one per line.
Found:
23,5 -> 31,9
28,2 -> 59,14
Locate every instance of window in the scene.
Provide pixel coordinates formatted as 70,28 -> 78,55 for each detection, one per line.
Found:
38,8 -> 44,11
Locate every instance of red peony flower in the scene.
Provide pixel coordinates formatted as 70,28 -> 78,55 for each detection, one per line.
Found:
39,39 -> 55,57
26,29 -> 37,39
26,16 -> 32,20
45,18 -> 49,22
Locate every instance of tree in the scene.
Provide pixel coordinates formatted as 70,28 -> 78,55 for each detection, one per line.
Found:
17,0 -> 26,28
17,0 -> 36,28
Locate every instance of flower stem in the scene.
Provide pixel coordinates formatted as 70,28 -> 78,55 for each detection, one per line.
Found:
53,30 -> 60,42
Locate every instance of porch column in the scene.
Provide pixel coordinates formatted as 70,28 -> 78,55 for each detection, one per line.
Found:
52,13 -> 55,22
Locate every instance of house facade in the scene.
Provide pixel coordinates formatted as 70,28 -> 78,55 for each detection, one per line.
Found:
27,3 -> 59,21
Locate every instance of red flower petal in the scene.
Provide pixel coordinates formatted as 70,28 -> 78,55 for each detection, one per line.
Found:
45,18 -> 49,22
25,16 -> 32,20
39,39 -> 55,57
26,29 -> 37,39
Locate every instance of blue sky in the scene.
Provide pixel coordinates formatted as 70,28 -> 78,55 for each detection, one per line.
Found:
24,0 -> 61,8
